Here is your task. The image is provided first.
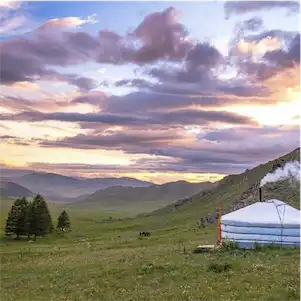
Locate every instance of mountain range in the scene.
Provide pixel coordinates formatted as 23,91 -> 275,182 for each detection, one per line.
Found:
70,180 -> 216,212
0,169 -> 216,212
1,148 -> 299,215
1,171 -> 152,200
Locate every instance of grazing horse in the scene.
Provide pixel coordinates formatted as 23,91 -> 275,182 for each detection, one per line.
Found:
139,231 -> 151,237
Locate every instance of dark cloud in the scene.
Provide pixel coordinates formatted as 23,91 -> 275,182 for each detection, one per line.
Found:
264,33 -> 300,68
202,131 -> 245,142
26,160 -> 249,175
0,111 -> 157,126
240,17 -> 263,32
224,1 -> 299,18
0,135 -> 15,139
66,75 -> 97,91
130,7 -> 193,63
243,29 -> 296,43
0,32 -> 97,90
40,130 -> 185,150
115,78 -> 151,88
186,43 -> 223,70
101,82 -> 269,115
231,31 -> 300,81
0,108 -> 257,127
0,135 -> 36,146
32,125 -> 299,174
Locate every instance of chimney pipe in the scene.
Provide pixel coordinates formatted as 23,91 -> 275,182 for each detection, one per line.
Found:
259,187 -> 262,202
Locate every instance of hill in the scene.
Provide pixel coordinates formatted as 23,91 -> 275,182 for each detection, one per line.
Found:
147,147 -> 300,228
0,180 -> 34,198
70,180 -> 216,213
10,172 -> 152,200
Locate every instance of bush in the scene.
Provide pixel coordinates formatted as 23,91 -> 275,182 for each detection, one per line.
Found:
207,262 -> 232,273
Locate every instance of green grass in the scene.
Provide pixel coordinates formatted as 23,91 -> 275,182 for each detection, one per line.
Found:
1,198 -> 300,301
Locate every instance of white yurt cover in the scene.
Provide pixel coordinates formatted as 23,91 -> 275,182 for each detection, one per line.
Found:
221,199 -> 300,249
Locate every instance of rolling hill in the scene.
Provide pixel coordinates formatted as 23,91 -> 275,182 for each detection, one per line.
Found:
70,180 -> 217,213
0,180 -> 34,198
9,172 -> 152,200
145,147 -> 300,228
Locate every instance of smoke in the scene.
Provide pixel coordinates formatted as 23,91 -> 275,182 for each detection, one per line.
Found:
260,161 -> 300,187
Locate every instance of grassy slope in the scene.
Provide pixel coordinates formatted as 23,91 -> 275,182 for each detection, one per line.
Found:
149,147 -> 300,225
0,148 -> 300,301
70,181 -> 216,213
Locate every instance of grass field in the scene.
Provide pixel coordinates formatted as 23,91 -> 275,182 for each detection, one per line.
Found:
0,197 -> 300,301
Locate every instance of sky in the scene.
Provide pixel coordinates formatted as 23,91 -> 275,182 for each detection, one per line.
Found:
0,0 -> 300,184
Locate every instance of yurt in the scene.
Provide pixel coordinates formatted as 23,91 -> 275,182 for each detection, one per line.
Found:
221,199 -> 300,249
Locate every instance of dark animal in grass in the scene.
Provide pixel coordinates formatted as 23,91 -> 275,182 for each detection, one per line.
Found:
139,231 -> 151,237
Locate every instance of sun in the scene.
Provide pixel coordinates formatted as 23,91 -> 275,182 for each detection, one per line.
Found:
0,159 -> 25,168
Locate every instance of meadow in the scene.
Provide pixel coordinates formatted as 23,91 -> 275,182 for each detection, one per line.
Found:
0,197 -> 299,301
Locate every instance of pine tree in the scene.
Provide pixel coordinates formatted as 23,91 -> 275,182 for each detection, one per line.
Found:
28,194 -> 53,240
5,197 -> 30,240
56,210 -> 71,232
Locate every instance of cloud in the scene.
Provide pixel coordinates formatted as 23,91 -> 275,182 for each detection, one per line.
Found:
0,7 -> 195,89
0,15 -> 26,34
30,125 -> 299,175
40,130 -> 187,151
231,30 -> 300,83
102,81 -> 270,115
1,5 -> 299,178
64,75 -> 97,92
36,14 -> 98,32
264,33 -> 300,68
0,123 -> 10,130
24,160 -> 246,175
0,135 -> 15,139
130,7 -> 193,63
235,35 -> 282,57
239,17 -> 263,32
0,1 -> 28,36
0,1 -> 21,9
0,32 -> 98,90
0,108 -> 257,127
0,95 -> 73,113
224,1 -> 299,18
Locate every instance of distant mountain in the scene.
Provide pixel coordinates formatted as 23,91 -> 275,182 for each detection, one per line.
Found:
70,180 -> 216,213
11,172 -> 152,200
0,169 -> 33,178
0,180 -> 33,198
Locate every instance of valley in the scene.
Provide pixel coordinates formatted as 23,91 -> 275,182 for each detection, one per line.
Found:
0,148 -> 300,301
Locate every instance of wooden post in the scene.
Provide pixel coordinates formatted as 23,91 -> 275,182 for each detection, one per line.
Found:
217,204 -> 222,245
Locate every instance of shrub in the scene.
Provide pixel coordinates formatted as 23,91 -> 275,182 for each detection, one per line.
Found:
207,262 -> 232,273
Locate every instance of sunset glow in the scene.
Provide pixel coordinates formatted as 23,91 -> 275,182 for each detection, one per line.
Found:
0,1 -> 299,183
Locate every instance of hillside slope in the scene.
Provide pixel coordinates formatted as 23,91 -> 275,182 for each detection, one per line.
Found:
12,172 -> 152,199
146,148 -> 300,228
70,181 -> 216,213
0,181 -> 34,198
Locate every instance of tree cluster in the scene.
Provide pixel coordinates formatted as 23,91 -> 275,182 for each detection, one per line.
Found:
5,194 -> 71,240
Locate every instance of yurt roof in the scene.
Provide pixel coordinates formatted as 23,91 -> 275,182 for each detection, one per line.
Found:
221,199 -> 300,228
